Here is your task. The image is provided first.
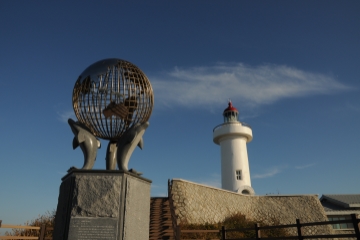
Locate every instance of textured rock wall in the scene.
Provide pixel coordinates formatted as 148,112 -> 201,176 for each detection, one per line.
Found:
170,179 -> 334,236
71,174 -> 122,218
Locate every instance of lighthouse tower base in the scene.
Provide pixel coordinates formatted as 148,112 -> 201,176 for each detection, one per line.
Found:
236,185 -> 255,195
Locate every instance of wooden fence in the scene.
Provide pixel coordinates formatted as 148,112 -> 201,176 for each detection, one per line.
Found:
1,214 -> 359,240
177,214 -> 360,240
0,220 -> 52,240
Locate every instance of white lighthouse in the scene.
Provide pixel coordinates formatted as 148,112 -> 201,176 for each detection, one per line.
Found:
213,101 -> 255,195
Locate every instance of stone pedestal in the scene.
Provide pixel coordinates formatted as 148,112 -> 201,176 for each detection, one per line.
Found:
53,170 -> 151,240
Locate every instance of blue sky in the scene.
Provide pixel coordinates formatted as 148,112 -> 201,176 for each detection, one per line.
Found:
1,1 -> 360,229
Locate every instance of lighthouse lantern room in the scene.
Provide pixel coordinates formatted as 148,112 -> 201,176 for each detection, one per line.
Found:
213,101 -> 255,195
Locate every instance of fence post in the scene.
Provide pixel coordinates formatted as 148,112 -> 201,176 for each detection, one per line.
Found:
39,224 -> 46,240
221,226 -> 226,240
176,225 -> 181,240
255,223 -> 261,240
296,219 -> 303,240
351,214 -> 360,240
168,179 -> 171,197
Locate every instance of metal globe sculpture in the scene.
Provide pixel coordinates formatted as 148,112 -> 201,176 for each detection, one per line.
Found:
67,58 -> 153,173
72,58 -> 154,142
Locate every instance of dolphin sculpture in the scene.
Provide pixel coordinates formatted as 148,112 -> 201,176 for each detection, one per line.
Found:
116,122 -> 149,172
105,141 -> 117,170
68,118 -> 101,170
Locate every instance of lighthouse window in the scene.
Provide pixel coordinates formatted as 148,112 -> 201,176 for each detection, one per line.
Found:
224,112 -> 238,123
236,170 -> 242,180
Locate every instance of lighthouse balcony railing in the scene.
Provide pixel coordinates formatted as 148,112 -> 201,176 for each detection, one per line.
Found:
213,121 -> 252,132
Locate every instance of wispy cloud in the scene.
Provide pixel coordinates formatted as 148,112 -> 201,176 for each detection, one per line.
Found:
295,163 -> 316,170
151,63 -> 351,109
150,184 -> 168,197
151,191 -> 167,197
345,102 -> 360,113
195,173 -> 221,188
57,110 -> 76,123
252,167 -> 282,179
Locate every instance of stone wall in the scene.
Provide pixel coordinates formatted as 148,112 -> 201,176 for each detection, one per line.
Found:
170,179 -> 334,236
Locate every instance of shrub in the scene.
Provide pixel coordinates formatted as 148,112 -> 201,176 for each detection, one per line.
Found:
179,222 -> 220,239
179,212 -> 290,239
5,210 -> 55,238
222,213 -> 257,239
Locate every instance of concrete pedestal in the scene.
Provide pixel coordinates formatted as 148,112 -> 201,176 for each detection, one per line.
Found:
53,170 -> 151,240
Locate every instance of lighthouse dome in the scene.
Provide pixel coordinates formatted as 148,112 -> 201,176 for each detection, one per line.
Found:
223,101 -> 238,113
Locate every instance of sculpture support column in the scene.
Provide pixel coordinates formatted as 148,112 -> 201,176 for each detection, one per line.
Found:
53,170 -> 151,240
